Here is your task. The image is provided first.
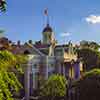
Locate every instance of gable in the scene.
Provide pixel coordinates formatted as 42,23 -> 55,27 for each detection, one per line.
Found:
23,44 -> 45,56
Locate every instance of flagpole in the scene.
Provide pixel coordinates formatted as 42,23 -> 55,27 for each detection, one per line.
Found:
47,12 -> 49,25
44,8 -> 49,26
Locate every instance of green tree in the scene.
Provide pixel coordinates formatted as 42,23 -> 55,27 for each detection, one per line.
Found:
80,40 -> 100,50
0,50 -> 27,100
40,74 -> 67,100
80,40 -> 89,48
89,41 -> 100,50
77,48 -> 100,71
0,0 -> 6,12
0,30 -> 4,37
74,69 -> 100,100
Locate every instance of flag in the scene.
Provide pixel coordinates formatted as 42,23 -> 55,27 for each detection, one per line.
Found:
44,8 -> 48,16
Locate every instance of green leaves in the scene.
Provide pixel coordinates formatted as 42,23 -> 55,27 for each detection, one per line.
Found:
40,74 -> 67,97
0,50 -> 27,100
0,71 -> 13,100
84,68 -> 100,78
0,50 -> 16,70
77,48 -> 100,71
0,0 -> 6,12
80,40 -> 100,50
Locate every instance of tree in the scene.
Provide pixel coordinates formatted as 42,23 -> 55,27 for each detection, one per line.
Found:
0,30 -> 4,38
0,50 -> 27,100
89,41 -> 100,50
74,69 -> 100,100
0,0 -> 6,12
40,74 -> 67,100
80,40 -> 89,48
80,40 -> 100,51
77,48 -> 100,71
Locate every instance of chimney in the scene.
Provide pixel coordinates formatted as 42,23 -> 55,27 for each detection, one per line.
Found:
28,40 -> 32,44
17,40 -> 21,46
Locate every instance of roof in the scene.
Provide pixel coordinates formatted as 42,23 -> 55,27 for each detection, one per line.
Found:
55,44 -> 69,48
34,44 -> 50,49
10,43 -> 45,56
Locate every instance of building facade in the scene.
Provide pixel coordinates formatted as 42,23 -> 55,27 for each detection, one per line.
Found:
23,22 -> 83,99
0,18 -> 83,100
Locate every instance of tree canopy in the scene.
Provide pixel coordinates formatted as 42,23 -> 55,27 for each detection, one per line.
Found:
77,48 -> 100,71
80,40 -> 100,50
40,74 -> 67,99
0,50 -> 27,100
0,0 -> 6,12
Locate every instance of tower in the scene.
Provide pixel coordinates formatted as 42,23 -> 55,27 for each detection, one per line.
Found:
42,9 -> 57,56
42,24 -> 53,44
42,8 -> 54,45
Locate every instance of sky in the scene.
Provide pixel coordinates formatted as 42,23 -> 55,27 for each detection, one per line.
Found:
0,0 -> 100,44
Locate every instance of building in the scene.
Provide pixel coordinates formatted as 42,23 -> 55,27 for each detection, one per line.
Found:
0,13 -> 83,100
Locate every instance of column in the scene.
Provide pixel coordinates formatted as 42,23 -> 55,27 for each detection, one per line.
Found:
46,56 -> 48,79
24,63 -> 31,100
63,63 -> 65,76
74,62 -> 80,79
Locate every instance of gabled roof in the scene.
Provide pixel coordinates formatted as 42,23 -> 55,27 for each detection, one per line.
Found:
11,43 -> 45,56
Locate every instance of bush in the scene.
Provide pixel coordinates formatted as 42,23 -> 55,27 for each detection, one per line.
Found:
40,74 -> 67,100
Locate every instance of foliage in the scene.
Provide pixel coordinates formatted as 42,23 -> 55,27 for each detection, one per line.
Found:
80,40 -> 89,48
40,74 -> 67,98
80,40 -> 100,50
0,50 -> 27,100
0,30 -> 4,38
0,50 -> 16,69
89,42 -> 100,50
0,30 -> 5,34
77,48 -> 100,71
0,0 -> 6,12
84,68 -> 100,78
15,54 -> 28,74
74,69 -> 100,100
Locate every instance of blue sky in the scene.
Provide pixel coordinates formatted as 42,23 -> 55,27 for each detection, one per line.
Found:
0,0 -> 100,44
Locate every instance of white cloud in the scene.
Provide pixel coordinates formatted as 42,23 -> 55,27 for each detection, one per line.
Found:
86,15 -> 100,24
60,32 -> 71,37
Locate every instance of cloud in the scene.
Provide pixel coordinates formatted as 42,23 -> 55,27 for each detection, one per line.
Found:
86,15 -> 100,24
60,32 -> 71,37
